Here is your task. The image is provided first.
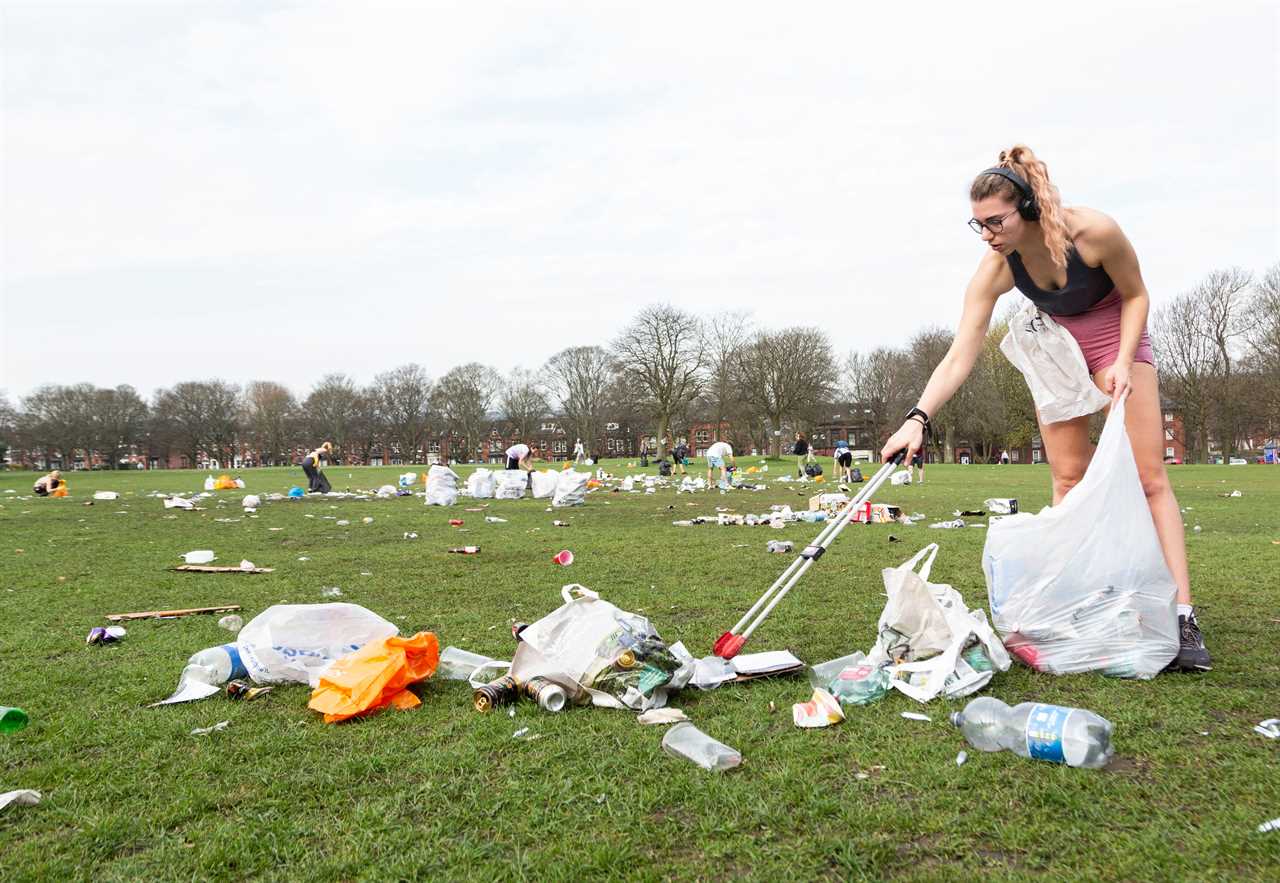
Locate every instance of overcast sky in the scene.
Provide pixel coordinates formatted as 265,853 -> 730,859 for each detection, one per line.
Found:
2,1 -> 1276,402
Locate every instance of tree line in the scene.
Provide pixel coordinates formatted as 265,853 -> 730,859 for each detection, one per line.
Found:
2,263 -> 1275,468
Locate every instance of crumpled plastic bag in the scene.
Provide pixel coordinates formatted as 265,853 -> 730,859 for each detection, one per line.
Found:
983,397 -> 1178,678
308,632 -> 440,723
467,469 -> 495,499
237,603 -> 399,686
530,470 -> 559,499
552,470 -> 591,507
999,301 -> 1110,424
425,465 -> 461,506
509,585 -> 690,711
866,543 -> 1011,703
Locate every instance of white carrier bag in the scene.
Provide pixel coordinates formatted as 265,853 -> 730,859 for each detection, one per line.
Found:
552,470 -> 591,507
466,468 -> 495,499
982,396 -> 1178,678
424,464 -> 460,506
530,470 -> 560,500
1000,301 -> 1110,424
494,470 -> 528,500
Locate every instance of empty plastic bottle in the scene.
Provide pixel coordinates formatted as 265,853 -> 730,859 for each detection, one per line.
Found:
950,696 -> 1114,769
436,647 -> 496,681
184,644 -> 249,687
661,722 -> 742,771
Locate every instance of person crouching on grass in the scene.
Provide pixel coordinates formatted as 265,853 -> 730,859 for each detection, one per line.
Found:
880,144 -> 1209,672
705,439 -> 735,489
302,442 -> 333,493
32,470 -> 62,496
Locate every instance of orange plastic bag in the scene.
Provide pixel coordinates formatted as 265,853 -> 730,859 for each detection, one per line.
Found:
51,485 -> 69,498
213,474 -> 237,490
308,632 -> 439,723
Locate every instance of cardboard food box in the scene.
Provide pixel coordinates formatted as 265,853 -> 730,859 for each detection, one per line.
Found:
809,493 -> 850,513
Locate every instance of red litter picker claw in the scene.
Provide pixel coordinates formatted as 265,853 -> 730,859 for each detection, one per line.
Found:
552,549 -> 574,566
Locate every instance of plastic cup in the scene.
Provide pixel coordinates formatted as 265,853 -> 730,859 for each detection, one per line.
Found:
0,706 -> 30,734
552,550 -> 574,566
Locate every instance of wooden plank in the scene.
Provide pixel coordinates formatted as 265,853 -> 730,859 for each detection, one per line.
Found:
106,604 -> 241,622
168,565 -> 275,574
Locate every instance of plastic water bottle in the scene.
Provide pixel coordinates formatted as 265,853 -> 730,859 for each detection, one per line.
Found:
436,647 -> 496,681
661,722 -> 742,771
950,696 -> 1113,769
184,644 -> 248,686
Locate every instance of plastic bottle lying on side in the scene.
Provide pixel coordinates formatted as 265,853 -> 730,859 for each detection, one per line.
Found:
661,722 -> 742,771
184,644 -> 249,686
436,647 -> 497,681
950,696 -> 1113,769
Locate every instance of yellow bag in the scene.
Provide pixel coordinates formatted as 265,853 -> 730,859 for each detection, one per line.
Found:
213,474 -> 237,490
51,484 -> 69,498
308,632 -> 440,724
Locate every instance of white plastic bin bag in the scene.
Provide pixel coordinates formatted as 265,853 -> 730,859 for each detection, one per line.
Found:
425,464 -> 461,506
982,396 -> 1178,678
494,470 -> 527,500
530,470 -> 559,500
467,468 -> 495,499
552,470 -> 591,507
1000,302 -> 1110,424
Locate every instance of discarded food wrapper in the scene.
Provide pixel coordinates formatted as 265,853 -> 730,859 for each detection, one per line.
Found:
94,491 -> 119,500
793,688 -> 844,728
637,707 -> 689,725
0,790 -> 42,810
1254,719 -> 1280,740
661,722 -> 742,771
182,550 -> 216,565
984,498 -> 1018,515
485,516 -> 507,523
190,720 -> 230,736
239,559 -> 255,571
901,711 -> 932,722
226,680 -> 272,700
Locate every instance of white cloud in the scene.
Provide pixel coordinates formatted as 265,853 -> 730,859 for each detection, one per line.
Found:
2,1 -> 1276,398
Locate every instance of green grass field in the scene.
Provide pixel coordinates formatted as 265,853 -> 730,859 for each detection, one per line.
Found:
0,459 -> 1276,881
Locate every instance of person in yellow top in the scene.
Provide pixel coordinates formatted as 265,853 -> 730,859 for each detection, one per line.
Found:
32,470 -> 63,496
302,442 -> 333,494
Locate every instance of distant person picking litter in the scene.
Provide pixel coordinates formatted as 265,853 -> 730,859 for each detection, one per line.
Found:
834,440 -> 854,483
302,442 -> 333,494
793,432 -> 812,477
506,442 -> 534,472
879,143 -> 1209,672
32,470 -> 62,496
673,437 -> 690,475
705,440 -> 735,488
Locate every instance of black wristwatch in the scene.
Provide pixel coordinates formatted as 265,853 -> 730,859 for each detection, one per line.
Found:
905,407 -> 931,432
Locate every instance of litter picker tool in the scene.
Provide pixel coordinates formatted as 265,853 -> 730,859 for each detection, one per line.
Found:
712,452 -> 906,659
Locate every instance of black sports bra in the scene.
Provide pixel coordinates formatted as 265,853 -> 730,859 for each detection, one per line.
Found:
1006,248 -> 1115,316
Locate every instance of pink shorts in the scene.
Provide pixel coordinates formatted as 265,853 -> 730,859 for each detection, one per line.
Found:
1051,290 -> 1155,375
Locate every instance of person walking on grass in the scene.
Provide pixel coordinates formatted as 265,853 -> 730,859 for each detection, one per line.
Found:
673,437 -> 690,475
302,442 -> 333,494
573,438 -> 586,464
705,439 -> 735,488
793,431 -> 812,477
880,144 -> 1208,672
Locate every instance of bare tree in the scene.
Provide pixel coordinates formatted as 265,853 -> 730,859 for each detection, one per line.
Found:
904,327 -> 956,461
88,385 -> 149,468
701,311 -> 751,444
734,327 -> 835,457
611,305 -> 706,460
1245,262 -> 1280,444
843,347 -> 913,451
542,346 -> 615,454
304,374 -> 361,460
373,364 -> 434,464
434,363 -> 502,463
1196,268 -> 1256,455
1153,291 -> 1221,462
501,367 -> 550,443
152,380 -> 240,468
243,381 -> 298,466
0,392 -> 16,464
346,386 -> 385,465
20,384 -> 95,468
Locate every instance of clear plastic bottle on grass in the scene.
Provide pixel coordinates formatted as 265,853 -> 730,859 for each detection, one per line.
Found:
950,696 -> 1113,769
185,644 -> 249,686
661,723 -> 741,771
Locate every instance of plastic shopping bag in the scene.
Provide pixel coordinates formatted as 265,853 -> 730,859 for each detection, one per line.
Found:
425,464 -> 461,506
467,468 -> 495,499
1000,301 -> 1110,424
530,470 -> 559,500
552,470 -> 591,507
494,471 -> 527,500
237,603 -> 399,686
308,632 -> 440,723
982,396 -> 1178,678
868,543 -> 1011,703
509,585 -> 691,711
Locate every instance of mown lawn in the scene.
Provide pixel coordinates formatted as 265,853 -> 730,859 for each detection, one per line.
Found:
0,460 -> 1276,881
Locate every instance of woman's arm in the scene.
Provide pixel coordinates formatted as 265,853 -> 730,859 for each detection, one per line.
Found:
1079,212 -> 1147,401
879,253 -> 1010,462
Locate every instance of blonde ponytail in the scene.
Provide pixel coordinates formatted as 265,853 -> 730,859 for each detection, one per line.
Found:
971,144 -> 1071,270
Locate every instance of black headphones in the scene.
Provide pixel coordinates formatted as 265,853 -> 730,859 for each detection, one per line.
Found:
979,167 -> 1040,221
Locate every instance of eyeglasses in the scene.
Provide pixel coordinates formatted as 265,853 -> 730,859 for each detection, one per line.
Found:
968,208 -> 1018,235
